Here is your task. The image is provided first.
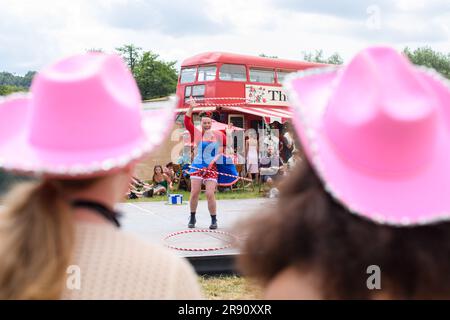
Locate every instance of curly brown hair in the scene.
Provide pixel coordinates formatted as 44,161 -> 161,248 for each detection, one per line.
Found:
237,160 -> 450,299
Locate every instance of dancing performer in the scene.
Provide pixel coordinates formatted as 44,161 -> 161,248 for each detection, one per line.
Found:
184,97 -> 238,229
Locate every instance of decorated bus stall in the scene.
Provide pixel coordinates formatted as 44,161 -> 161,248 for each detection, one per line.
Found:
175,52 -> 326,132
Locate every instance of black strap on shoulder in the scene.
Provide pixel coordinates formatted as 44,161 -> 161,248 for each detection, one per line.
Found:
71,199 -> 121,228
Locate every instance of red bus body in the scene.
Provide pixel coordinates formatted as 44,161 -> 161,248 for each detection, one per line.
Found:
175,51 -> 326,130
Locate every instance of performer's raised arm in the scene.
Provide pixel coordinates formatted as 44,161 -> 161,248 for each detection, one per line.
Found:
186,96 -> 195,118
184,97 -> 196,136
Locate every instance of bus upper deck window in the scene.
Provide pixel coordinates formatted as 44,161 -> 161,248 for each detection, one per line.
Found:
180,67 -> 197,83
198,66 -> 217,81
249,68 -> 275,83
219,64 -> 246,81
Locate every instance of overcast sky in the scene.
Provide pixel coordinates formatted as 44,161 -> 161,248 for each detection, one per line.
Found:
0,0 -> 449,74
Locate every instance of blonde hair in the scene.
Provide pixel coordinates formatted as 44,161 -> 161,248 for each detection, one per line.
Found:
0,178 -> 100,299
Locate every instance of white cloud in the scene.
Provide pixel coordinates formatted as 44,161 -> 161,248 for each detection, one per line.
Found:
0,0 -> 448,75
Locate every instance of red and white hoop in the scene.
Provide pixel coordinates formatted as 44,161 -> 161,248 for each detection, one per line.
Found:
163,229 -> 238,251
190,97 -> 250,107
188,165 -> 253,182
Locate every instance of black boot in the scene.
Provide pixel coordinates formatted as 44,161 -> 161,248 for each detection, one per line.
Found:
209,215 -> 217,230
188,213 -> 196,228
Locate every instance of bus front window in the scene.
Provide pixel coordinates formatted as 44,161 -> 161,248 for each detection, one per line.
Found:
198,66 -> 217,81
180,67 -> 197,83
219,64 -> 246,81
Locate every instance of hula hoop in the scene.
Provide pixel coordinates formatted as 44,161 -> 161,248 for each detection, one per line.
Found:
192,97 -> 248,101
163,229 -> 238,251
188,165 -> 253,182
195,102 -> 247,107
189,97 -> 250,107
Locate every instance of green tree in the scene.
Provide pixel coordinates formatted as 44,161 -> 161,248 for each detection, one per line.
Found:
133,51 -> 178,100
327,52 -> 344,65
404,46 -> 450,79
115,44 -> 178,100
0,71 -> 36,89
22,71 -> 37,87
0,72 -> 20,86
301,50 -> 343,65
116,44 -> 142,74
259,53 -> 279,59
0,85 -> 27,96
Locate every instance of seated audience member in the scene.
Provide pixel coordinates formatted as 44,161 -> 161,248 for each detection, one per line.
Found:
264,122 -> 282,152
164,162 -> 178,183
131,176 -> 153,190
176,147 -> 193,191
280,122 -> 295,162
152,165 -> 173,196
126,188 -> 140,199
128,176 -> 154,198
128,186 -> 154,198
177,145 -> 192,166
238,46 -> 450,299
259,145 -> 284,190
131,176 -> 144,187
287,149 -> 302,171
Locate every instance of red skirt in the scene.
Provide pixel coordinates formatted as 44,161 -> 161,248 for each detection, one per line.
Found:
190,163 -> 218,180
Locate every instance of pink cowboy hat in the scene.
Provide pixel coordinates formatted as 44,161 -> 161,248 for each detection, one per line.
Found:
0,53 -> 175,177
284,46 -> 450,226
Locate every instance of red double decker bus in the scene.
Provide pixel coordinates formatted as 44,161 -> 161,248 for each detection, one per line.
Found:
175,51 -> 325,130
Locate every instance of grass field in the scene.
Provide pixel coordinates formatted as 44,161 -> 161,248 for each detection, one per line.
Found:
198,275 -> 263,300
